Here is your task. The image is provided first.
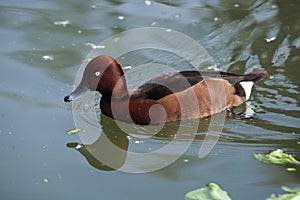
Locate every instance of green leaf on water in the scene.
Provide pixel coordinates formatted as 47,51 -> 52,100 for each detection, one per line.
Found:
218,57 -> 231,62
66,128 -> 84,135
253,149 -> 300,165
266,186 -> 300,200
185,183 -> 231,200
286,167 -> 296,172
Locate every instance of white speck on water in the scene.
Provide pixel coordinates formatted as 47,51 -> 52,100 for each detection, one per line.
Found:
117,16 -> 125,20
265,36 -> 276,42
42,55 -> 54,61
271,4 -> 278,9
234,4 -> 240,8
174,13 -> 181,18
85,42 -> 105,49
166,29 -> 172,32
145,0 -> 152,6
114,37 -> 120,42
123,65 -> 132,70
127,136 -> 131,140
151,21 -> 157,26
214,17 -> 219,21
53,20 -> 70,27
90,5 -> 97,8
207,64 -> 220,71
42,178 -> 49,183
269,76 -> 274,79
183,159 -> 189,163
77,30 -> 82,34
134,140 -> 144,144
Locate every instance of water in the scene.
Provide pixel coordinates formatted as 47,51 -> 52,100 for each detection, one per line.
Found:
0,0 -> 299,199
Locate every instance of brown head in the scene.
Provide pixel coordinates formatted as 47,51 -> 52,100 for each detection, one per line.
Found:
64,55 -> 128,102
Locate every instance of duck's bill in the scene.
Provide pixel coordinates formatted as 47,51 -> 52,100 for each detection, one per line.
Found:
64,83 -> 89,102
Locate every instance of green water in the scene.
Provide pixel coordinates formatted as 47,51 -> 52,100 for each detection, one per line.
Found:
0,0 -> 299,199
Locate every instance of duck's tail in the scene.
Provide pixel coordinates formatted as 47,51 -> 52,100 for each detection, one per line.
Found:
242,70 -> 268,82
236,70 -> 268,100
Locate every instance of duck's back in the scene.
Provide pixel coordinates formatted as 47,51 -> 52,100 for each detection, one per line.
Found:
128,70 -> 267,123
130,70 -> 266,101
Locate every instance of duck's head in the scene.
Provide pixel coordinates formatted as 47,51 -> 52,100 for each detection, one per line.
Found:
64,55 -> 128,102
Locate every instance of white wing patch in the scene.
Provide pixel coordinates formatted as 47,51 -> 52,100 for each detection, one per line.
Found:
240,81 -> 254,100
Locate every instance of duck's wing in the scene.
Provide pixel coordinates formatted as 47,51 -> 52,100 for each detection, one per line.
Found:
202,70 -> 268,84
130,71 -> 201,100
130,70 -> 267,100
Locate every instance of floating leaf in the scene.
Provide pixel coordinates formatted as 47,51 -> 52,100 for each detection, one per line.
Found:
42,55 -> 54,61
253,149 -> 300,165
185,183 -> 231,200
265,36 -> 276,43
218,57 -> 231,62
286,168 -> 296,172
66,128 -> 84,135
85,43 -> 105,49
266,186 -> 300,200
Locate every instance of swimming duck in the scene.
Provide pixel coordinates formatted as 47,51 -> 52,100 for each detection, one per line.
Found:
64,55 -> 267,125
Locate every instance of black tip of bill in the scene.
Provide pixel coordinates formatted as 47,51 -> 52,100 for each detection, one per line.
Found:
64,95 -> 71,102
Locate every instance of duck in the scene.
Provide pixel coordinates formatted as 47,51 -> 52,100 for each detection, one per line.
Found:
64,55 -> 268,125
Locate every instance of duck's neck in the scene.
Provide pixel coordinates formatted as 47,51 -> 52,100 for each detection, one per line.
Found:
110,76 -> 129,99
99,72 -> 129,101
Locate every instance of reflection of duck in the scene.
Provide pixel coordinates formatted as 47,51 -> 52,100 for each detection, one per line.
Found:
66,113 -> 227,171
67,114 -> 129,171
64,55 -> 267,125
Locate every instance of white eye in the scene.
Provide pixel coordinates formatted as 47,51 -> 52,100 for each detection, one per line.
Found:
95,71 -> 101,76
